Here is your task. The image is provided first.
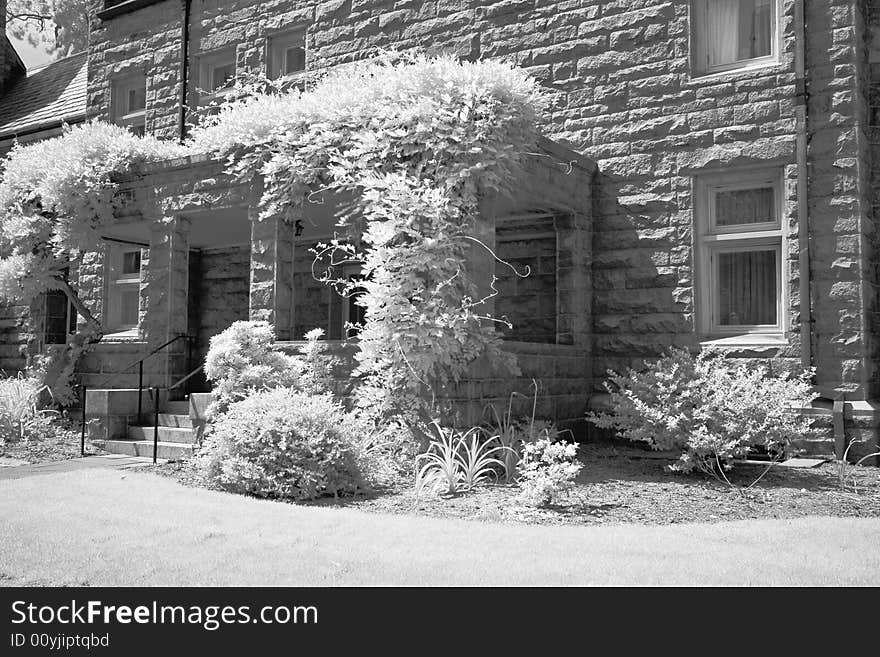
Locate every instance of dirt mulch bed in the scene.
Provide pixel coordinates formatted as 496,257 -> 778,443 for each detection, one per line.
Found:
0,422 -> 104,464
153,443 -> 880,526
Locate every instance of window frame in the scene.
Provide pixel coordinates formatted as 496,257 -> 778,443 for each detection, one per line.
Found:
104,243 -> 144,335
111,74 -> 147,136
695,168 -> 786,339
690,0 -> 780,77
267,28 -> 307,80
196,48 -> 237,104
340,262 -> 366,339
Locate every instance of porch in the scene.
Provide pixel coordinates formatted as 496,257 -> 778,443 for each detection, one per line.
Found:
79,137 -> 597,443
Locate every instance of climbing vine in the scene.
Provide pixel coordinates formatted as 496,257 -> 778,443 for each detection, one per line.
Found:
192,51 -> 548,418
0,122 -> 184,401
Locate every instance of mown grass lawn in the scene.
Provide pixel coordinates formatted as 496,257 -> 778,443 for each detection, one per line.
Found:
1,466 -> 878,586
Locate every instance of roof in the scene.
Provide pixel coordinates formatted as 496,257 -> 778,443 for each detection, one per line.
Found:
0,51 -> 87,139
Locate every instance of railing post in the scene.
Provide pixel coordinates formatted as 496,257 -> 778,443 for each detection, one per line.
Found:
152,386 -> 160,464
137,360 -> 144,424
80,384 -> 87,457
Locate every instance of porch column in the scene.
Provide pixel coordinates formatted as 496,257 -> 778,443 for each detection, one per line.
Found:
471,194 -> 498,323
143,216 -> 190,386
249,205 -> 296,340
555,212 -> 591,347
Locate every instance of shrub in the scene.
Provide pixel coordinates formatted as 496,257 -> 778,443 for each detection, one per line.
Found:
0,374 -> 50,443
203,321 -> 302,414
516,437 -> 582,508
198,388 -> 364,501
587,348 -> 819,475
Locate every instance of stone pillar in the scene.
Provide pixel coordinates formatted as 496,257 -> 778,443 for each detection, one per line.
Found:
471,194 -> 498,322
143,217 -> 190,387
249,205 -> 296,340
556,212 -> 592,347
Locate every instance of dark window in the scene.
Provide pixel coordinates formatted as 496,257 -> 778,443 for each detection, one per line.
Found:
43,291 -> 72,345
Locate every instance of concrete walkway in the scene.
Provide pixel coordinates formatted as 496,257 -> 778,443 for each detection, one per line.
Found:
0,454 -> 159,481
1,466 -> 879,585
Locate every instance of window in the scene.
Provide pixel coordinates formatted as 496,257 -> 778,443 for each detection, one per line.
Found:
692,0 -> 777,75
197,49 -> 236,102
42,290 -> 76,345
111,74 -> 147,135
267,29 -> 307,79
340,263 -> 366,338
106,244 -> 143,333
695,170 -> 784,338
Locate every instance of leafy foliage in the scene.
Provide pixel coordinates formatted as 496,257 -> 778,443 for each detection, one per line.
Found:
0,373 -> 53,443
203,320 -> 303,415
415,420 -> 511,496
516,436 -> 582,508
5,0 -> 90,58
587,348 -> 819,475
0,122 -> 184,401
198,387 -> 364,501
190,51 -> 545,419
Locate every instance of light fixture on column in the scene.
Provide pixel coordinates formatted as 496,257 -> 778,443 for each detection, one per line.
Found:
294,219 -> 304,237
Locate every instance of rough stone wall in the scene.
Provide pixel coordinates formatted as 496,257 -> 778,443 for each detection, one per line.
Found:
0,302 -> 29,374
293,238 -> 333,341
195,245 -> 250,361
808,0 -> 878,400
86,0 -> 849,392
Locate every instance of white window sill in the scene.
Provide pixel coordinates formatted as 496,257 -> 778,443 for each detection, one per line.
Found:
699,334 -> 788,348
687,59 -> 782,85
102,329 -> 142,343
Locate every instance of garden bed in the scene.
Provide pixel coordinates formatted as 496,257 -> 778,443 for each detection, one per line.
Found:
0,421 -> 104,464
153,443 -> 880,526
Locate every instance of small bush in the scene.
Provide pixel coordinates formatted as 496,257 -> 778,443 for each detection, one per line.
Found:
204,321 -> 303,414
0,374 -> 50,443
587,348 -> 819,475
516,437 -> 582,507
198,388 -> 364,501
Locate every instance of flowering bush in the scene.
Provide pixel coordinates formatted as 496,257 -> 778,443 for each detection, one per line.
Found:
516,437 -> 582,507
0,122 -> 185,400
587,348 -> 819,474
197,388 -> 364,500
203,320 -> 303,414
190,51 -> 544,420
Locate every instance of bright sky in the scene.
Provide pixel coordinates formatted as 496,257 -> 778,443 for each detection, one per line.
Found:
8,33 -> 54,70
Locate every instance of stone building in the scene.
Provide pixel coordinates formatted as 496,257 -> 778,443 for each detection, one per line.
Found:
2,0 -> 880,457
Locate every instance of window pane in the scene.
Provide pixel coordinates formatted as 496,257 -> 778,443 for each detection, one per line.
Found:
119,288 -> 140,327
122,250 -> 141,275
211,63 -> 235,91
715,186 -> 775,226
126,85 -> 146,113
284,46 -> 306,74
705,0 -> 773,68
717,249 -> 777,326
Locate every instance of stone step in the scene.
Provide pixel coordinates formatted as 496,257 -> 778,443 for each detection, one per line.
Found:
127,425 -> 196,444
156,413 -> 192,428
100,440 -> 195,460
164,400 -> 191,415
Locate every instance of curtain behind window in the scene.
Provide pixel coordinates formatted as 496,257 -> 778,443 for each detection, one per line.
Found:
717,249 -> 777,326
700,0 -> 773,69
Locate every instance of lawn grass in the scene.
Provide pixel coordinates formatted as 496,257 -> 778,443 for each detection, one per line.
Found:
1,467 -> 878,586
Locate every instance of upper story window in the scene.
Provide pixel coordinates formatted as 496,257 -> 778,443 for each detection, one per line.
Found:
197,49 -> 236,103
111,74 -> 147,136
691,0 -> 777,75
695,169 -> 784,339
105,244 -> 143,334
268,29 -> 307,79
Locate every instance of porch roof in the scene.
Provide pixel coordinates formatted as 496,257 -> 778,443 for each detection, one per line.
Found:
103,135 -> 596,246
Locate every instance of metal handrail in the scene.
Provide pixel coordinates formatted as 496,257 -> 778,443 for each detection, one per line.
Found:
78,334 -> 196,460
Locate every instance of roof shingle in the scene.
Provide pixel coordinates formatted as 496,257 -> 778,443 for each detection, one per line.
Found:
0,52 -> 87,139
